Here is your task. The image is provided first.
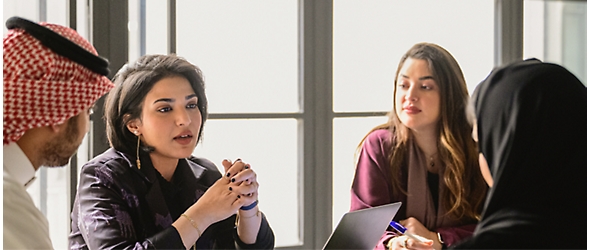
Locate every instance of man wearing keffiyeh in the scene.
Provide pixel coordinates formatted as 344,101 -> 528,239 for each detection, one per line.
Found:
3,16 -> 114,249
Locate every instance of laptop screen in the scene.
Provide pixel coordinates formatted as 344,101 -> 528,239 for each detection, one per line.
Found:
323,202 -> 402,249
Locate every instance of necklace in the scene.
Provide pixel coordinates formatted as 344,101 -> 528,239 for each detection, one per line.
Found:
428,152 -> 438,168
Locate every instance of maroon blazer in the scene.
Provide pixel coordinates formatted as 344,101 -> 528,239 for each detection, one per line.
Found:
351,129 -> 477,249
69,148 -> 274,249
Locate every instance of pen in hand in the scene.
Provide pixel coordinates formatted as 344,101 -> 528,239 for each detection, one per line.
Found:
389,221 -> 429,243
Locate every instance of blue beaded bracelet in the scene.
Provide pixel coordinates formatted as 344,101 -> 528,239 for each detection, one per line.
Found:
240,200 -> 258,211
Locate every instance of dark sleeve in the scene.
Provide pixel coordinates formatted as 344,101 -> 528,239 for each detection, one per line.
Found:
449,232 -> 494,249
234,213 -> 275,249
351,129 -> 395,211
74,162 -> 184,250
449,223 -> 525,249
449,211 -> 586,249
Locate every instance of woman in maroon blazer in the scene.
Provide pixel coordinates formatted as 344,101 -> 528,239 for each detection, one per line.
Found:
69,54 -> 274,249
351,43 -> 487,250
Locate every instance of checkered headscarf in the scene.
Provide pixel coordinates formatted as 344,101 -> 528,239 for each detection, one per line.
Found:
3,17 -> 114,145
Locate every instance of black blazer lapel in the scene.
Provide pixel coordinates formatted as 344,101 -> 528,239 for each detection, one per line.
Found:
139,152 -> 174,231
175,158 -> 209,206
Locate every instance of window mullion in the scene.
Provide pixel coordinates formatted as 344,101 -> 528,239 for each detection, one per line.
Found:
300,0 -> 333,249
495,0 -> 523,66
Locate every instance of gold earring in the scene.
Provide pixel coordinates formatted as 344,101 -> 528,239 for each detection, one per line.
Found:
136,136 -> 141,169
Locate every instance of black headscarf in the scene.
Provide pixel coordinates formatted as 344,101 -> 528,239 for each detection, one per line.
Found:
453,59 -> 587,249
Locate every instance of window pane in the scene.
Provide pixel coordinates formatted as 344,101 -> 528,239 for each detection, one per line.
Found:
332,116 -> 388,229
128,0 -> 169,61
46,0 -> 67,24
3,0 -> 39,36
146,0 -> 168,55
193,119 -> 299,247
524,0 -> 587,85
176,0 -> 298,113
128,0 -> 141,61
333,0 -> 495,112
75,0 -> 90,40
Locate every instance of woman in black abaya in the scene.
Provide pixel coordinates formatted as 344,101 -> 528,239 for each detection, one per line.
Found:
452,59 -> 586,249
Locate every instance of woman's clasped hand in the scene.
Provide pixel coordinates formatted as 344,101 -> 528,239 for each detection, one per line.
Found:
191,159 -> 259,226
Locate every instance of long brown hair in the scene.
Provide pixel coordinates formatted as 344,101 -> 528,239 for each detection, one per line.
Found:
358,43 -> 486,220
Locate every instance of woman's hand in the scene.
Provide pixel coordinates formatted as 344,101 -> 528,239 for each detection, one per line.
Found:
223,159 -> 259,208
223,159 -> 262,244
190,176 -> 245,226
388,235 -> 434,250
174,171 -> 245,248
399,217 -> 441,250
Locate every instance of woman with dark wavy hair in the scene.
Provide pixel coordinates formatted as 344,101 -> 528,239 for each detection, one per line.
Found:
351,42 -> 487,250
69,54 -> 274,249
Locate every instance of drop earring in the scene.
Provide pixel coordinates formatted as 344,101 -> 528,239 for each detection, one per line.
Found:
135,132 -> 141,169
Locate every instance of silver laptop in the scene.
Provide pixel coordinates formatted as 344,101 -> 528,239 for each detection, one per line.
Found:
323,202 -> 402,249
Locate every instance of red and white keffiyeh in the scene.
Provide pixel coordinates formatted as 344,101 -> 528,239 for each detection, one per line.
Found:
3,22 -> 114,145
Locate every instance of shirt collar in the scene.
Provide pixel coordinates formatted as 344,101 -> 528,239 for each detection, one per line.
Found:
3,143 -> 37,187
